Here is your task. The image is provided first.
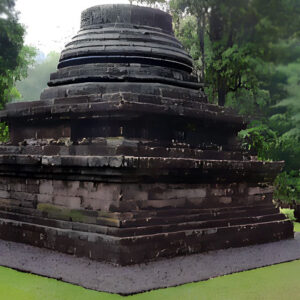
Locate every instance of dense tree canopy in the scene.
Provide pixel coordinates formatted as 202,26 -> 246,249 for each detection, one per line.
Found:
136,0 -> 300,106
0,0 -> 35,108
0,0 -> 35,141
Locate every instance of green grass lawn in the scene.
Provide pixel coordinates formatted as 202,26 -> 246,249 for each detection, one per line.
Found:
0,214 -> 299,300
294,222 -> 300,232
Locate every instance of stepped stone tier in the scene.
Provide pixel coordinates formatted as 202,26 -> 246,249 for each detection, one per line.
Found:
0,5 -> 293,265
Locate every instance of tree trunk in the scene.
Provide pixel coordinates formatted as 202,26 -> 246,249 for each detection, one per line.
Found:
218,76 -> 227,106
197,12 -> 205,82
210,4 -> 227,106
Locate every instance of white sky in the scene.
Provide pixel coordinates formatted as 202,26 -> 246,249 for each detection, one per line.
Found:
15,0 -> 131,55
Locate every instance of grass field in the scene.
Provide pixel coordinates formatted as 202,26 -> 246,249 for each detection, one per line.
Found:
0,211 -> 299,300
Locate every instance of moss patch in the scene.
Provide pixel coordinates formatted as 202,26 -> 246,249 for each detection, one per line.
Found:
37,203 -> 120,227
37,204 -> 92,223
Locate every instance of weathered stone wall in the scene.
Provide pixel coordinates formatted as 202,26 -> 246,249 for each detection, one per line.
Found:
0,174 -> 292,265
0,176 -> 274,211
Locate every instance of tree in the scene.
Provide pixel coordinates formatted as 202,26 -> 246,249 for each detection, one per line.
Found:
0,0 -> 36,141
0,0 -> 35,108
136,0 -> 300,108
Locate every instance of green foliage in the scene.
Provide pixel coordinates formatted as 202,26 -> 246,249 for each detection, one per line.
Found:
174,15 -> 200,60
274,62 -> 300,138
280,208 -> 296,221
238,63 -> 300,206
137,0 -> 299,108
239,123 -> 277,160
0,0 -> 36,107
239,122 -> 300,171
0,123 -> 8,142
275,172 -> 300,205
15,51 -> 60,101
0,0 -> 36,141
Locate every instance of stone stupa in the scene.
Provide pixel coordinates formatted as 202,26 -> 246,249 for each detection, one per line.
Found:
0,4 -> 293,265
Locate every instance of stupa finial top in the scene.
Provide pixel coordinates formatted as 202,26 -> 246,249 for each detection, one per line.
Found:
80,4 -> 173,33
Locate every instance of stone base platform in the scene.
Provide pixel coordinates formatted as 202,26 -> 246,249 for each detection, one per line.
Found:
0,3 -> 293,276
0,214 -> 293,265
0,155 -> 293,265
0,233 -> 299,295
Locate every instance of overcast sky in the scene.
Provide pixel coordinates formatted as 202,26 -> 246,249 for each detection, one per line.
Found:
15,0 -> 131,55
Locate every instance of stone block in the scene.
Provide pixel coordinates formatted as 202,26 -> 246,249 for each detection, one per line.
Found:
238,183 -> 247,194
25,179 -> 40,185
53,196 -> 81,209
142,198 -> 186,209
122,185 -> 148,201
261,186 -> 274,194
53,180 -> 80,197
42,156 -> 61,166
9,183 -> 25,192
79,182 -> 96,193
37,194 -> 53,204
248,187 -> 261,195
210,189 -> 226,197
0,177 -> 8,185
21,200 -> 36,208
0,183 -> 9,191
75,187 -> 89,198
87,156 -> 110,167
248,186 -> 274,196
82,197 -> 116,211
88,183 -> 121,202
149,188 -> 207,200
0,197 -> 21,207
186,197 -> 205,206
40,180 -> 54,195
211,188 -> 233,197
244,195 -> 268,204
219,197 -> 232,204
26,184 -> 39,194
0,190 -> 9,199
10,192 -> 37,202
